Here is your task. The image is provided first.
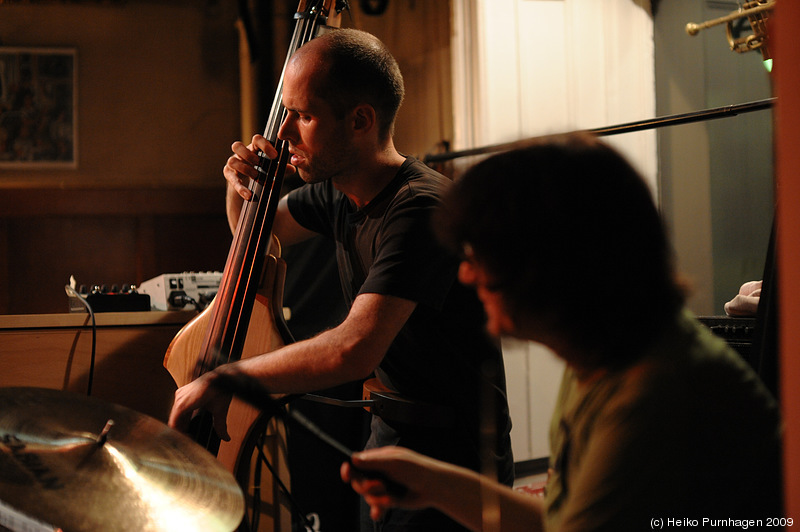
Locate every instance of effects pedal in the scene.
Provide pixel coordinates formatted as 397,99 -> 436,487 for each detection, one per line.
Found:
67,280 -> 151,313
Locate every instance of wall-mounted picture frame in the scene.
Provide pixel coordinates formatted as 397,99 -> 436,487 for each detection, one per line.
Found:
0,47 -> 77,168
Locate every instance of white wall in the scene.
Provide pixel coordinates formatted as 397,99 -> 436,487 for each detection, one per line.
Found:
501,338 -> 565,462
452,0 -> 656,463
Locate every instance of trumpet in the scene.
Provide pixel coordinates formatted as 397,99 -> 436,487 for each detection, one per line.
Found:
686,0 -> 774,59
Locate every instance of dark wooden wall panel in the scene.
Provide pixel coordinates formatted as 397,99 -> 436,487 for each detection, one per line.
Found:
0,188 -> 231,315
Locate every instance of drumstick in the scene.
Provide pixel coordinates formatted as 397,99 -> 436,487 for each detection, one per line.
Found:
212,370 -> 408,498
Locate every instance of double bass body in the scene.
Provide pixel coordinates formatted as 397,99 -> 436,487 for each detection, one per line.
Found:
165,247 -> 293,532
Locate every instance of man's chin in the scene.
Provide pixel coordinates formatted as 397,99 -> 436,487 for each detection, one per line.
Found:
295,168 -> 312,183
298,170 -> 328,185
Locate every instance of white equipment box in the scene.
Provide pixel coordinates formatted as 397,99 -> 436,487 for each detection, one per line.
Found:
138,271 -> 222,311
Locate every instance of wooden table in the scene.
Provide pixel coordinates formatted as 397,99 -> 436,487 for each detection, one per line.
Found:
0,311 -> 197,423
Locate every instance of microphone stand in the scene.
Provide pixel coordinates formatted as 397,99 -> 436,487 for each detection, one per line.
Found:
212,370 -> 408,498
423,97 -> 775,164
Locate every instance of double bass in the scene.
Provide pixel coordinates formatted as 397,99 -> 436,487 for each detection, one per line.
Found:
164,2 -> 349,530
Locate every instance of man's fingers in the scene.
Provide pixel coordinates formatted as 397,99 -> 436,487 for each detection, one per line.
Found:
248,134 -> 279,160
167,408 -> 188,432
213,415 -> 231,442
167,395 -> 195,433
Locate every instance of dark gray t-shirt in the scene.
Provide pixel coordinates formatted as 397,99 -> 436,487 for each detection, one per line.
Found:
287,157 -> 513,480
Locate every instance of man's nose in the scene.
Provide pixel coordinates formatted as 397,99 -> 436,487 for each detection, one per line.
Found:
458,260 -> 477,286
277,115 -> 293,142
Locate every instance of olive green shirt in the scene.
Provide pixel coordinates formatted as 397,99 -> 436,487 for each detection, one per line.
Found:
545,310 -> 782,531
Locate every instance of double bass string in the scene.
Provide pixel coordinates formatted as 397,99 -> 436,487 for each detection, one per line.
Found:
227,6 -> 325,358
192,2 -> 325,385
185,0 -> 343,496
162,4 -> 354,529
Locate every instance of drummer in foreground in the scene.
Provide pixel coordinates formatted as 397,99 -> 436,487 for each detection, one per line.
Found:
342,133 -> 783,531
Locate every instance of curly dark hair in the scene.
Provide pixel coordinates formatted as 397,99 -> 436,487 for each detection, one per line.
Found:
435,132 -> 686,369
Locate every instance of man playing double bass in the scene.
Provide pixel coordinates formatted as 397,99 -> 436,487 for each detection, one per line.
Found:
168,28 -> 514,532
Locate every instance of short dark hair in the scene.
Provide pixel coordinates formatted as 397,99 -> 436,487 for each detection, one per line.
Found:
435,132 -> 686,368
308,29 -> 404,139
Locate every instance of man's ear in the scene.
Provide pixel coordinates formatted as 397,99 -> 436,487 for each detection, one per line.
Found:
351,104 -> 376,134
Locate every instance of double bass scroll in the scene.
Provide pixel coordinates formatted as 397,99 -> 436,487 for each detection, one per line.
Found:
164,2 -> 350,531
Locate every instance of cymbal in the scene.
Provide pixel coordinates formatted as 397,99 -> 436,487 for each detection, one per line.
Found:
0,387 -> 244,532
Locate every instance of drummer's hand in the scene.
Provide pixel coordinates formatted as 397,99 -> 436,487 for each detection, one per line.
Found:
168,371 -> 232,441
224,134 -> 295,201
341,447 -> 428,521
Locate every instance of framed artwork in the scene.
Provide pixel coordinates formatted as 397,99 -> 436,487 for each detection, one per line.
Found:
0,47 -> 77,168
